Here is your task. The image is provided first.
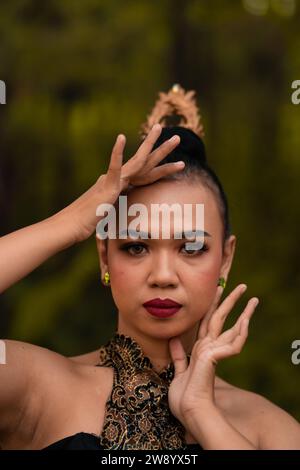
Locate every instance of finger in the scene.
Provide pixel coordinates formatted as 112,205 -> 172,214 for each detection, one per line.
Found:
215,297 -> 259,346
207,284 -> 247,340
211,319 -> 250,362
134,123 -> 162,159
169,337 -> 188,377
105,134 -> 126,186
121,128 -> 164,179
122,137 -> 184,186
230,297 -> 259,334
121,130 -> 181,183
198,286 -> 224,340
146,134 -> 181,169
228,316 -> 250,354
136,161 -> 185,184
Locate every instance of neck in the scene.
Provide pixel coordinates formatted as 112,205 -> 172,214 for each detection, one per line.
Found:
117,317 -> 199,373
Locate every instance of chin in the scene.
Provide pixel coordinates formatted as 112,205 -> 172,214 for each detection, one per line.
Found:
139,320 -> 193,341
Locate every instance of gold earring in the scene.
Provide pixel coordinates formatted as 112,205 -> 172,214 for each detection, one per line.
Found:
104,272 -> 110,285
217,277 -> 226,288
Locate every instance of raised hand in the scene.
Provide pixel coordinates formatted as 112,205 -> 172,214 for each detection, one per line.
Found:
168,284 -> 259,426
63,124 -> 184,242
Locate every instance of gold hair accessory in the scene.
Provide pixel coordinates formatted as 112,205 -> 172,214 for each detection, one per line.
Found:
140,84 -> 205,139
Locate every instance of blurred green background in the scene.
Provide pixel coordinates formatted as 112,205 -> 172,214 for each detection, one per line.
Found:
1,0 -> 300,420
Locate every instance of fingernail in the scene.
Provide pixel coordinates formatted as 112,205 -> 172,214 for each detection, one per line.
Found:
175,161 -> 185,166
170,135 -> 180,142
153,124 -> 161,131
240,284 -> 247,292
252,298 -> 259,307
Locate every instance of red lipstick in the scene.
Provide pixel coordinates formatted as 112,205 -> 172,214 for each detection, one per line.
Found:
143,298 -> 182,318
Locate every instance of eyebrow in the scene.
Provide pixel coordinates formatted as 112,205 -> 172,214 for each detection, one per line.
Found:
118,229 -> 212,239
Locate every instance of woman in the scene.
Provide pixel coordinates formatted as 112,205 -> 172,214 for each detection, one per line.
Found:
0,85 -> 300,450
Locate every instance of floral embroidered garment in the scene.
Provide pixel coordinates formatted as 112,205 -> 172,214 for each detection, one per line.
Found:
96,332 -> 196,451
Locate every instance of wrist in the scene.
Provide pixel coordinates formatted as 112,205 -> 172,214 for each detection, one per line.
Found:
183,395 -> 217,418
183,401 -> 219,432
44,210 -> 79,250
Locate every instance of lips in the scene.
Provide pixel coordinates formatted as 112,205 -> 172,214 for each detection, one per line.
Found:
143,298 -> 182,308
143,298 -> 182,318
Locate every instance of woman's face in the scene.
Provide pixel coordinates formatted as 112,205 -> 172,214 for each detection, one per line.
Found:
97,179 -> 236,341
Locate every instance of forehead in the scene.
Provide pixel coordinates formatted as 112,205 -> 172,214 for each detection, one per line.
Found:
118,179 -> 222,237
126,179 -> 211,203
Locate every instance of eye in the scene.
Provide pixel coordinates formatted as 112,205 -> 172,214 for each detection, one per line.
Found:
181,242 -> 208,256
120,243 -> 148,256
120,242 -> 209,256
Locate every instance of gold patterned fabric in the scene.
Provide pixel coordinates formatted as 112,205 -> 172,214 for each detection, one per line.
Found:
96,333 -> 195,450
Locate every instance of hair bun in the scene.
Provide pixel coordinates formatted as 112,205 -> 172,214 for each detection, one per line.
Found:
153,126 -> 207,165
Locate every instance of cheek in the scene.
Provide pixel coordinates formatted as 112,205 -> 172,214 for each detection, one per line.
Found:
107,248 -> 129,282
198,266 -> 220,285
109,264 -> 145,315
187,269 -> 218,300
109,257 -> 143,298
186,252 -> 222,287
111,266 -> 126,281
186,273 -> 219,321
108,244 -> 147,283
184,254 -> 222,314
109,266 -> 130,312
196,271 -> 219,299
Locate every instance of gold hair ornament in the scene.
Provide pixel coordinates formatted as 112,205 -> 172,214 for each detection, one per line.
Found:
140,84 -> 205,139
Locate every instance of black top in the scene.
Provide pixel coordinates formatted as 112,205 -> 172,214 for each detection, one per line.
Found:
42,333 -> 203,451
43,433 -> 101,450
43,432 -> 202,451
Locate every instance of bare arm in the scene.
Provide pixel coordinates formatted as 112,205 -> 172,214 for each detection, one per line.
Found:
0,340 -> 37,437
185,403 -> 257,450
0,126 -> 184,446
0,339 -> 75,447
0,125 -> 182,295
257,396 -> 300,449
0,211 -> 76,294
184,393 -> 300,450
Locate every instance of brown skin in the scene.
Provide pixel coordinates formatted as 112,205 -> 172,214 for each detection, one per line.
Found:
97,179 -> 236,371
0,125 -> 300,449
87,178 -> 300,449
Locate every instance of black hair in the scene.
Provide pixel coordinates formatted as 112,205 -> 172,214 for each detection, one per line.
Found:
151,126 -> 231,247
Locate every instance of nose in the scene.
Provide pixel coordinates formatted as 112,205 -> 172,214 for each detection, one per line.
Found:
147,250 -> 179,288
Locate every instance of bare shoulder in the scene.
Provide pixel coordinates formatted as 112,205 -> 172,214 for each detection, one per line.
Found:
0,339 -> 79,447
4,339 -> 76,372
4,340 -> 101,384
68,348 -> 101,365
1,339 -> 82,409
215,375 -> 300,449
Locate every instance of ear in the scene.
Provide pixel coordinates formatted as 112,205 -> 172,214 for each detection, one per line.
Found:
219,235 -> 236,282
95,234 -> 109,278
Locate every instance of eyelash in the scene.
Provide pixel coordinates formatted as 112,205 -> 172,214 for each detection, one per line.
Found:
120,242 -> 209,256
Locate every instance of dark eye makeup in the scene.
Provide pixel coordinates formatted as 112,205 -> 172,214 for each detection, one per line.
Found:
119,241 -> 209,256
